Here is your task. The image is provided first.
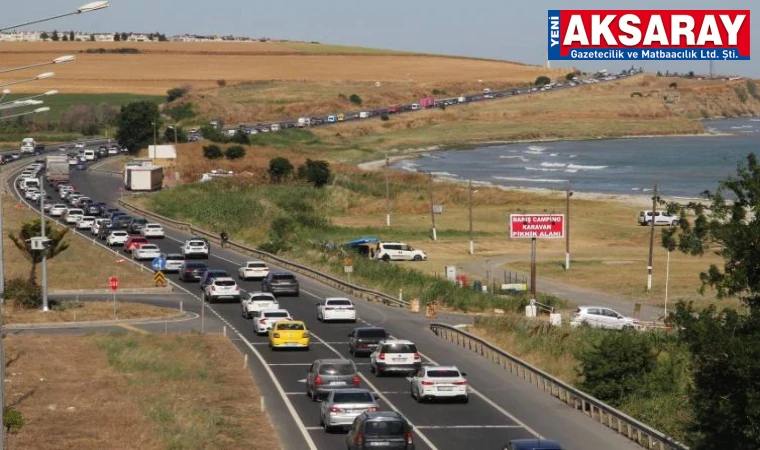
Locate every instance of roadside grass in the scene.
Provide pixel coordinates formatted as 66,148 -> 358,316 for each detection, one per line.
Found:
5,334 -> 280,450
467,315 -> 693,442
2,195 -> 156,290
3,301 -> 177,325
1,93 -> 163,121
138,165 -> 729,310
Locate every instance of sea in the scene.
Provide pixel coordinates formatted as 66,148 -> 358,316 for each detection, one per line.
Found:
391,118 -> 760,200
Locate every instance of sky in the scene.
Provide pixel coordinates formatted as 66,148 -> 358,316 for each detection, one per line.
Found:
4,1 -> 758,77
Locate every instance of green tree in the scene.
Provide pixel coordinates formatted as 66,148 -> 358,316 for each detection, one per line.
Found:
90,33 -> 96,41
114,32 -> 120,42
62,34 -> 69,42
565,72 -> 576,81
199,124 -> 225,143
40,31 -> 49,41
69,30 -> 75,41
578,331 -> 656,406
349,94 -> 362,105
268,157 -> 294,183
116,101 -> 159,153
229,130 -> 250,145
4,407 -> 26,437
299,159 -> 331,188
225,145 -> 246,160
534,76 -> 551,86
8,219 -> 69,285
166,87 -> 188,102
51,30 -> 60,41
163,126 -> 187,143
202,144 -> 223,159
121,32 -> 128,41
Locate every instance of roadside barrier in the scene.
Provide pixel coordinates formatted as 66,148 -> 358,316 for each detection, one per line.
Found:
116,197 -> 410,309
429,322 -> 689,450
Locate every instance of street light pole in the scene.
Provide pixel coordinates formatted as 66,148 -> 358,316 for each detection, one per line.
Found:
646,182 -> 658,292
0,1 -> 110,32
428,172 -> 437,242
385,153 -> 391,227
468,179 -> 474,255
565,187 -> 573,270
39,175 -> 49,312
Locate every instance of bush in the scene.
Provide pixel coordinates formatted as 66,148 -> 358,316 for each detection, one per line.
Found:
349,94 -> 362,105
380,114 -> 389,121
746,80 -> 760,100
734,86 -> 749,103
431,89 -> 445,95
298,159 -> 332,187
535,76 -> 551,86
217,79 -> 227,87
199,124 -> 226,143
225,145 -> 246,160
229,130 -> 250,145
269,157 -> 294,182
203,144 -> 223,159
3,407 -> 26,436
166,87 -> 188,102
565,72 -> 576,81
4,277 -> 42,309
630,92 -> 643,97
164,102 -> 196,121
669,82 -> 678,89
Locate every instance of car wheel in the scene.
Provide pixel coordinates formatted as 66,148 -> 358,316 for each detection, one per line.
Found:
623,325 -> 635,331
382,254 -> 391,262
413,255 -> 422,261
310,387 -> 318,402
323,421 -> 332,433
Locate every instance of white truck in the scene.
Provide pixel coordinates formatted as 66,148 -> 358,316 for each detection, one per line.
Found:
45,155 -> 70,185
20,137 -> 35,154
124,165 -> 163,191
297,117 -> 311,127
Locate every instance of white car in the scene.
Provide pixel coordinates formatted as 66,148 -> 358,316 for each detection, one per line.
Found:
374,242 -> 428,262
369,340 -> 422,376
570,306 -> 636,330
76,216 -> 96,230
141,223 -> 165,238
316,297 -> 357,322
409,365 -> 469,403
253,309 -> 292,335
161,253 -> 185,272
24,188 -> 40,200
91,218 -> 111,235
181,239 -> 209,259
74,142 -> 85,149
107,230 -> 129,246
133,244 -> 161,261
203,277 -> 242,303
238,260 -> 270,280
49,204 -> 67,217
64,208 -> 84,225
638,210 -> 679,226
240,292 -> 278,319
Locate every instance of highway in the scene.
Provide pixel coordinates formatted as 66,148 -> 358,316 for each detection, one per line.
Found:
9,161 -> 643,450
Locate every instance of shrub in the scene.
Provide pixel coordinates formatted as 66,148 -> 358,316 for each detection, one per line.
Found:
380,114 -> 389,121
225,145 -> 246,160
534,76 -> 551,86
199,124 -> 226,143
217,79 -> 227,87
565,72 -> 576,81
734,86 -> 749,103
298,159 -> 332,187
3,407 -> 26,436
4,277 -> 42,309
746,80 -> 760,100
269,157 -> 294,182
229,130 -> 250,145
669,82 -> 678,89
431,89 -> 445,95
202,144 -> 223,159
349,94 -> 362,105
630,92 -> 643,98
166,87 -> 188,103
164,102 -> 196,121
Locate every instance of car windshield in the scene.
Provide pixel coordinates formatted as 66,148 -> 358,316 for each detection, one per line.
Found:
319,364 -> 356,375
333,392 -> 373,403
275,322 -> 302,329
426,370 -> 460,378
364,420 -> 405,435
358,329 -> 387,338
382,344 -> 417,353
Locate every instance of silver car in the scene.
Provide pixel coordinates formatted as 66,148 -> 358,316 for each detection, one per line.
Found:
306,359 -> 361,401
320,388 -> 380,432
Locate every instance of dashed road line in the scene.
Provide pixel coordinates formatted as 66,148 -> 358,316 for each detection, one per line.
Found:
268,362 -> 371,366
117,324 -> 151,335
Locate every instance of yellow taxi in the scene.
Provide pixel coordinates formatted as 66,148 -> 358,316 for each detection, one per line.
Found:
269,320 -> 310,350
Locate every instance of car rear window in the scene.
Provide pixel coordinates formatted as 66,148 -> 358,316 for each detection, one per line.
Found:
358,329 -> 388,338
208,271 -> 228,277
251,296 -> 274,301
166,255 -> 183,260
266,312 -> 290,318
333,392 -> 373,403
273,274 -> 295,281
319,363 -> 356,375
189,241 -> 205,246
364,420 -> 406,435
215,280 -> 235,286
187,263 -> 207,269
426,370 -> 460,378
382,343 -> 417,353
249,263 -> 267,268
327,300 -> 352,306
275,322 -> 303,330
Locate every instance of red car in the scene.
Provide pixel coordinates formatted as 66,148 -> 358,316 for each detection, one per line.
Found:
123,236 -> 149,253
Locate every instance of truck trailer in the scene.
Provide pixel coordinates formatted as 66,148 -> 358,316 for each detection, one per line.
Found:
45,155 -> 70,185
124,165 -> 163,191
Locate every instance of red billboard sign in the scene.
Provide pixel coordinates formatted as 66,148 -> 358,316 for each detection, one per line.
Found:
510,214 -> 565,239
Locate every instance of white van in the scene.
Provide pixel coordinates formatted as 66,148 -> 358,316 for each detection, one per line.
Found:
270,123 -> 280,132
638,210 -> 679,226
83,149 -> 96,161
20,137 -> 35,154
359,111 -> 370,119
19,177 -> 40,192
374,242 -> 428,262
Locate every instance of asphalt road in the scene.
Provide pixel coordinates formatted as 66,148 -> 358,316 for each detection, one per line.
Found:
11,165 -> 642,450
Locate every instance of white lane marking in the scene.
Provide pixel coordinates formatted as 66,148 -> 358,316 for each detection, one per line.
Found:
11,176 -> 320,450
416,425 -> 524,429
249,341 -> 348,345
307,332 -> 439,450
268,363 -> 370,366
285,391 -> 406,395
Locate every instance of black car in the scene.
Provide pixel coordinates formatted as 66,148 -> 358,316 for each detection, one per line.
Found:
113,215 -> 133,230
179,262 -> 209,282
503,439 -> 563,450
346,411 -> 415,450
261,271 -> 299,297
98,146 -> 108,157
348,327 -> 389,357
127,218 -> 149,234
86,203 -> 103,216
199,269 -> 229,290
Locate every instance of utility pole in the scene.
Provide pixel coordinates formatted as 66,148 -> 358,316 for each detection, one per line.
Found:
646,182 -> 658,292
40,175 -> 49,312
530,237 -> 537,301
0,165 -> 6,449
428,172 -> 437,242
385,153 -> 391,227
468,180 -> 474,254
565,186 -> 573,270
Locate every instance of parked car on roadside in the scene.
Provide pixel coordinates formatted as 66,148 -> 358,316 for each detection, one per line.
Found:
569,306 -> 636,330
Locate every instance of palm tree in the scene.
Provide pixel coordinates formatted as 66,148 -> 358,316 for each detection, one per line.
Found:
9,219 -> 69,284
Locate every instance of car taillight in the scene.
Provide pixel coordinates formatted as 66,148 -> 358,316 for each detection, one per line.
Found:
211,286 -> 216,291
273,333 -> 280,338
355,433 -> 364,445
453,381 -> 468,385
329,407 -> 342,413
301,332 -> 309,338
378,353 -> 385,360
314,375 -> 323,386
421,381 -> 434,386
405,431 -> 413,445
367,407 -> 379,412
259,319 -> 267,324
346,306 -> 354,310
352,376 -> 360,387
413,353 -> 421,360
358,343 -> 367,348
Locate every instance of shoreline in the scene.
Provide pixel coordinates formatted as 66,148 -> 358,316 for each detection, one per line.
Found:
357,131 -> 729,207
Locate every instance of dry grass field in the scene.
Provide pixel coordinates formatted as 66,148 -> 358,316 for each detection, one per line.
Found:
4,334 -> 280,450
0,41 -> 561,95
3,301 -> 177,325
2,195 -> 156,290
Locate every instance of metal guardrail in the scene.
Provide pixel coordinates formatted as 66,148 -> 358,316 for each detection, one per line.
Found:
116,197 -> 409,308
428,323 -> 689,450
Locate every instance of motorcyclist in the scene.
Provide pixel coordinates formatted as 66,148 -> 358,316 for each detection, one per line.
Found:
220,230 -> 229,248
